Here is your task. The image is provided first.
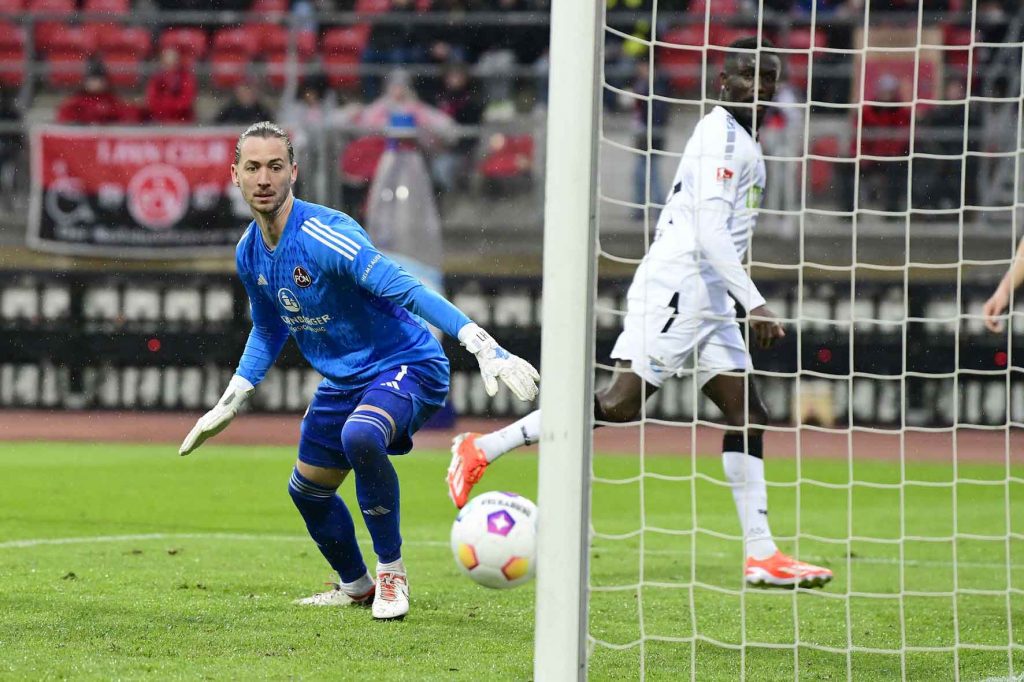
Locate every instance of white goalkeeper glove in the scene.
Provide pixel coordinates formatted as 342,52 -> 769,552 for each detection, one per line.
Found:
179,375 -> 255,456
458,322 -> 539,401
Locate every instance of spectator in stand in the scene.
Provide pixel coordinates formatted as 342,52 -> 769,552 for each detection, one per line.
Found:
145,48 -> 197,124
354,69 -> 455,146
431,65 -> 484,192
914,78 -> 973,211
626,58 -> 669,220
843,73 -> 911,214
56,60 -> 135,125
215,82 -> 274,125
361,0 -> 426,100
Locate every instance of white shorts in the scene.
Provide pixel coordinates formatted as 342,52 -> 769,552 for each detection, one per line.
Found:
609,295 -> 752,389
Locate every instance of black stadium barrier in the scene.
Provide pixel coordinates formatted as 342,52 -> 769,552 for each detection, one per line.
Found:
1,269 -> 1022,427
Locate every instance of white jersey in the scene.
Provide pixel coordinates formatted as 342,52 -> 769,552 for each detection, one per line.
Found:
629,105 -> 767,318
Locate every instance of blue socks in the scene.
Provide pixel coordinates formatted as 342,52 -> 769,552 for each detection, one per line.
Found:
288,468 -> 367,583
341,397 -> 408,564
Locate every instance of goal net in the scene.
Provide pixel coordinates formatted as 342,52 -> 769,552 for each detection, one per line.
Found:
537,0 -> 1024,680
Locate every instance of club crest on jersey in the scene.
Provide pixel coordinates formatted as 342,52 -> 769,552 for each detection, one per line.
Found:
277,288 -> 301,313
293,266 -> 312,288
716,167 -> 734,183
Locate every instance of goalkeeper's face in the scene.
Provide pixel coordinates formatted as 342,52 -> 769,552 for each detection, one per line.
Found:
231,136 -> 298,216
720,52 -> 781,130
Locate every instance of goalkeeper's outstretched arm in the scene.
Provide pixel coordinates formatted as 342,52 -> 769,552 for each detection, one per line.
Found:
983,237 -> 1024,333
179,281 -> 288,456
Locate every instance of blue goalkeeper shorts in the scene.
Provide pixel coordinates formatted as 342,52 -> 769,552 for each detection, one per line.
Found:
298,361 -> 448,470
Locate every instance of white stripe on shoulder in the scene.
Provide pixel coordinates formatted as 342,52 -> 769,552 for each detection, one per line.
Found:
302,219 -> 358,258
300,224 -> 355,261
237,225 -> 253,247
308,216 -> 362,252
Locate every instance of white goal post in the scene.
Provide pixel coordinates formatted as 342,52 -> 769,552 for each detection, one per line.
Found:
533,0 -> 601,679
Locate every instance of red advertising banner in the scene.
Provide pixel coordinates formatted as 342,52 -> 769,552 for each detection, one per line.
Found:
29,125 -> 252,257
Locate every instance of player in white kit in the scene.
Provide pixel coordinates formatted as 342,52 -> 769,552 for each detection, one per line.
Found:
449,37 -> 832,588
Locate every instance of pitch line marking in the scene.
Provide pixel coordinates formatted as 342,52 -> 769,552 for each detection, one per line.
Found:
1,533 -> 1018,571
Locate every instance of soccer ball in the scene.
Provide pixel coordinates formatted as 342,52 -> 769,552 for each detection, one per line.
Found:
450,491 -> 538,589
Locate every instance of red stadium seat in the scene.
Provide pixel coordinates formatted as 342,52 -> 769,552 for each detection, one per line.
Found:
323,52 -> 361,90
26,0 -> 74,13
809,135 -> 839,195
0,46 -> 23,86
480,133 -> 534,180
659,25 -> 707,93
340,135 -> 387,185
36,25 -> 95,57
47,52 -> 88,88
159,27 -> 208,62
0,21 -> 23,50
83,0 -> 129,13
109,26 -> 153,56
783,27 -> 827,91
296,30 -> 317,59
251,0 -> 288,15
687,0 -> 739,14
256,22 -> 289,54
212,26 -> 259,57
210,51 -> 251,89
943,24 -> 975,72
0,0 -> 23,14
322,26 -> 370,57
102,51 -> 142,88
266,51 -> 313,89
355,0 -> 390,13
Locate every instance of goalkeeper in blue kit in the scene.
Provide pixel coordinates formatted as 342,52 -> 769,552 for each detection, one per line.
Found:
178,122 -> 538,620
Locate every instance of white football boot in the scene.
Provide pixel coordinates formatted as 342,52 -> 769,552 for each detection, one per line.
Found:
295,581 -> 375,606
372,570 -> 410,620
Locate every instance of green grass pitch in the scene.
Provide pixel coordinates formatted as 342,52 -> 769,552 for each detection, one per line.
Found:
1,442 -> 1021,680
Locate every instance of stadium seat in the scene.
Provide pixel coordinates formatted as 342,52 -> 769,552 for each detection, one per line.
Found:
265,51 -> 314,89
251,0 -> 288,15
36,24 -> 96,57
0,46 -> 23,86
942,24 -> 975,72
47,52 -> 89,89
479,133 -> 534,185
659,25 -> 706,93
26,0 -> 74,13
0,20 -> 23,50
687,0 -> 739,14
340,135 -> 387,186
212,26 -> 259,58
159,27 -> 208,62
322,26 -> 370,57
102,52 -> 143,88
0,0 -> 23,14
0,16 -> 20,85
809,135 -> 839,196
107,26 -> 153,56
355,0 -> 390,13
82,0 -> 130,13
210,51 -> 251,89
783,27 -> 827,91
256,22 -> 290,54
323,52 -> 361,90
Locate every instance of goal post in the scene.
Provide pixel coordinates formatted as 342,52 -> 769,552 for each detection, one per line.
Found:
533,0 -> 602,678
536,0 -> 1024,679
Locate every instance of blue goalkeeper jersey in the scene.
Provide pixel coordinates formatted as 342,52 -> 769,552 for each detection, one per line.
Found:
234,197 -> 469,393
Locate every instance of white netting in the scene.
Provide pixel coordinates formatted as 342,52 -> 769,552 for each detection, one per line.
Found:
589,0 -> 1023,678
